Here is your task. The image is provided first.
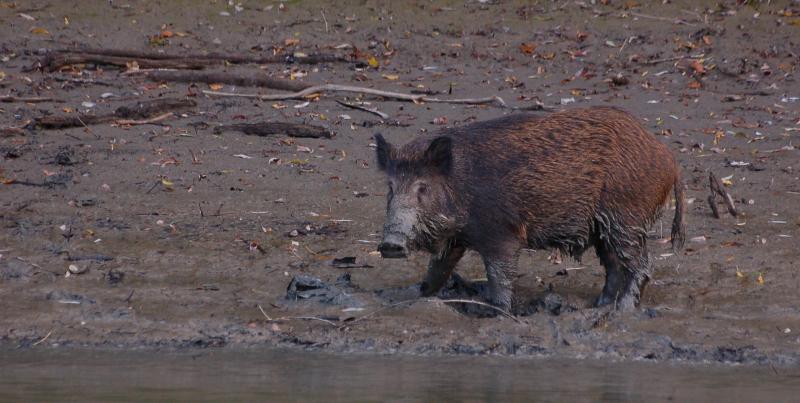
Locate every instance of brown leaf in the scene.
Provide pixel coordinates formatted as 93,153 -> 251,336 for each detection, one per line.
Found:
30,27 -> 50,35
687,80 -> 702,89
689,60 -> 705,74
519,42 -> 536,54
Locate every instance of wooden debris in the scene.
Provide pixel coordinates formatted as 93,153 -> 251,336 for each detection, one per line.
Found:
203,84 -> 511,109
129,70 -> 311,92
214,122 -> 333,139
1,95 -> 61,103
707,171 -> 738,218
33,98 -> 195,129
29,48 -> 351,72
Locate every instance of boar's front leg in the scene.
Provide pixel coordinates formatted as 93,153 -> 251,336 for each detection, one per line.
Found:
420,241 -> 465,296
479,242 -> 521,311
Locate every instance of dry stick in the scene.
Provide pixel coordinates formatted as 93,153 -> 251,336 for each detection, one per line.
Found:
31,329 -> 53,346
36,53 -> 209,72
127,70 -> 312,92
214,122 -> 333,139
438,299 -> 521,323
202,84 -> 510,108
707,172 -> 738,218
54,47 -> 351,65
257,304 -> 339,327
113,112 -> 175,126
336,99 -> 390,119
347,298 -> 521,326
628,11 -> 696,26
34,98 -> 195,129
1,95 -> 62,103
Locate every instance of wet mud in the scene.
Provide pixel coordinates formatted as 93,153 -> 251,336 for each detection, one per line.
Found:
1,1 -> 799,366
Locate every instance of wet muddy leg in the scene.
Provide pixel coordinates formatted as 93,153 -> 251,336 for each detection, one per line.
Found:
420,241 -> 465,296
479,243 -> 520,312
594,241 -> 626,307
615,240 -> 651,311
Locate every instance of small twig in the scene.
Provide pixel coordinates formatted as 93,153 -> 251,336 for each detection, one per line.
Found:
256,304 -> 339,327
113,112 -> 174,126
32,330 -> 53,346
345,299 -> 420,326
628,11 -> 696,26
336,100 -> 390,119
321,8 -> 329,32
437,298 -> 522,323
203,84 -> 510,108
347,297 -> 522,326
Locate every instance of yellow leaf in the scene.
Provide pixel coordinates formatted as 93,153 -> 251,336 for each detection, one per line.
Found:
382,74 -> 399,80
721,178 -> 733,186
367,56 -> 379,68
0,70 -> 5,81
756,273 -> 764,285
208,83 -> 224,90
789,18 -> 800,26
271,103 -> 287,109
30,27 -> 50,35
64,16 -> 69,26
735,269 -> 744,278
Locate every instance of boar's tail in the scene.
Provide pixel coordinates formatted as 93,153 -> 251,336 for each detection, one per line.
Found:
670,173 -> 686,251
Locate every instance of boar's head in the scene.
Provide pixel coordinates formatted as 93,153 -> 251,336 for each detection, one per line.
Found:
374,133 -> 457,258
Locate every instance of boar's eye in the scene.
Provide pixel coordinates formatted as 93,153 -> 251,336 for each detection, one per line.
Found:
416,182 -> 428,196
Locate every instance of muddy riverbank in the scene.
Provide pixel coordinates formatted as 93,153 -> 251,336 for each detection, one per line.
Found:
1,1 -> 799,366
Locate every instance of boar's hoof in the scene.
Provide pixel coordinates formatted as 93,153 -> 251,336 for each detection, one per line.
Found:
377,241 -> 408,258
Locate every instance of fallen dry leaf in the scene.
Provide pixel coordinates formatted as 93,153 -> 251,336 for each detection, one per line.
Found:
687,80 -> 702,89
689,60 -> 705,74
519,42 -> 536,54
208,83 -> 224,90
367,56 -> 379,68
29,27 -> 50,35
382,74 -> 399,80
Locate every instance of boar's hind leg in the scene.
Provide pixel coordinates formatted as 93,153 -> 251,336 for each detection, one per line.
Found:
594,241 -> 626,308
420,241 -> 466,297
596,234 -> 651,311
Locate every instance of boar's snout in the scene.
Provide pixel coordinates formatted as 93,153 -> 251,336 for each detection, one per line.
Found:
378,235 -> 408,259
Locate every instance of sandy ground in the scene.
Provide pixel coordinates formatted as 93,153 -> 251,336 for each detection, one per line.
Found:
1,0 -> 799,366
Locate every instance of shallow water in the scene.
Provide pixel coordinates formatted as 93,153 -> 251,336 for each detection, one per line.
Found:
1,348 -> 798,402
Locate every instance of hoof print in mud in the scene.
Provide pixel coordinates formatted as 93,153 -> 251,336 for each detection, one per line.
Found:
285,274 -> 362,307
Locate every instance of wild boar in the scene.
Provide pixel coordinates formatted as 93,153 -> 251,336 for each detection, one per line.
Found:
374,107 -> 685,312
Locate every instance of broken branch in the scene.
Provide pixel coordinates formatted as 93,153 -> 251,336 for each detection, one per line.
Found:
708,171 -> 738,218
127,69 -> 312,92
55,47 -> 351,64
203,84 -> 510,108
1,95 -> 62,103
33,98 -> 195,129
214,122 -> 333,138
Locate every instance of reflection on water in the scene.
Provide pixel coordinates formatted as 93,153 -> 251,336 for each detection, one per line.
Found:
1,348 -> 798,402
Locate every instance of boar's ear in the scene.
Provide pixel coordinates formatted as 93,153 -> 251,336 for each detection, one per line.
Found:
424,136 -> 452,174
374,133 -> 393,171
